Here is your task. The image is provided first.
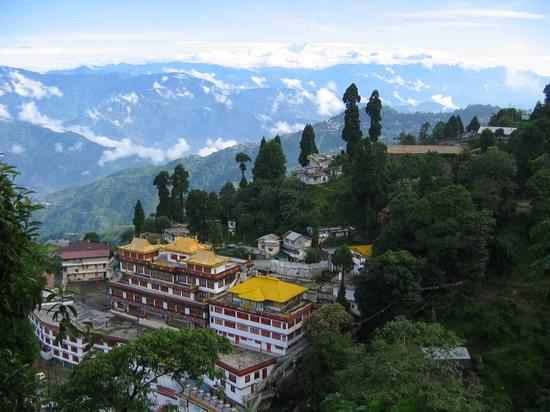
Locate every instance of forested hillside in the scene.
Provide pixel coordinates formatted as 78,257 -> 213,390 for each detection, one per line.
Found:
35,104 -> 497,238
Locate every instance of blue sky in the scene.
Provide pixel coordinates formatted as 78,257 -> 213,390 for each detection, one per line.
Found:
1,0 -> 549,74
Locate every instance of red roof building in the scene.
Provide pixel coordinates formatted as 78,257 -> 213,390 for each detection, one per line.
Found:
55,241 -> 113,283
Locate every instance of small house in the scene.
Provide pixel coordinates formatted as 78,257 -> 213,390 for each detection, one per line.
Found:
257,234 -> 281,258
282,231 -> 312,262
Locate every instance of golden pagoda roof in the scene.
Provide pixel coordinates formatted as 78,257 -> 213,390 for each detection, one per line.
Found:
349,244 -> 373,258
186,250 -> 230,267
164,237 -> 212,255
118,237 -> 161,254
228,276 -> 308,303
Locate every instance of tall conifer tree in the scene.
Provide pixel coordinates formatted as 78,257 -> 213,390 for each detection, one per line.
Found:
299,124 -> 319,167
170,164 -> 189,223
132,200 -> 145,235
342,83 -> 362,160
153,171 -> 171,218
366,90 -> 382,143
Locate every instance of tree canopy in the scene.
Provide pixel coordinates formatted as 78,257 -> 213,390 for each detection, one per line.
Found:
298,124 -> 319,167
342,83 -> 363,160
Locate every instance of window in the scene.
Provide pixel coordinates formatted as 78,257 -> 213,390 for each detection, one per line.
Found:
272,320 -> 281,328
261,317 -> 271,326
214,306 -> 223,314
261,330 -> 270,338
254,371 -> 260,379
215,318 -> 223,325
245,375 -> 250,383
250,315 -> 259,323
237,312 -> 248,320
228,373 -> 236,383
237,324 -> 248,332
72,355 -> 79,362
224,321 -> 236,329
272,333 -> 281,340
224,309 -> 235,317
250,327 -> 260,335
230,385 -> 235,393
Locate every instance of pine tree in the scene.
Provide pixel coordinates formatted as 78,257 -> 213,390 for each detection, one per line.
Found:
418,122 -> 431,144
133,200 -> 145,235
235,152 -> 251,188
342,83 -> 362,160
153,171 -> 171,218
467,116 -> 481,132
336,275 -> 350,311
366,90 -> 382,143
252,137 -> 287,181
170,164 -> 189,223
298,124 -> 318,167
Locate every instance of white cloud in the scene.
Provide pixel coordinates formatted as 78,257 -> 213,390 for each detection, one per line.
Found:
393,91 -> 419,107
86,108 -> 101,120
410,79 -> 429,92
153,81 -> 193,99
197,138 -> 237,157
368,72 -> 405,86
281,78 -> 303,89
504,69 -> 541,93
251,76 -> 266,87
18,102 -> 64,132
188,70 -> 231,94
10,144 -> 25,154
8,71 -> 62,99
68,141 -> 83,151
431,93 -> 458,110
314,87 -> 345,116
165,138 -> 191,160
119,92 -> 139,104
0,104 -> 11,119
326,81 -> 337,91
54,142 -> 64,152
269,121 -> 305,135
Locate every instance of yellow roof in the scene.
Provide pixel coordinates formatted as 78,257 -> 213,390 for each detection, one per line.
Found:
118,237 -> 160,254
186,250 -> 229,267
164,237 -> 212,255
228,276 -> 308,303
349,244 -> 373,258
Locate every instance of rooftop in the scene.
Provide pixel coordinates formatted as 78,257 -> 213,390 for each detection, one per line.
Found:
216,346 -> 276,375
35,300 -> 150,342
227,275 -> 308,303
55,241 -> 112,259
422,347 -> 471,361
349,244 -> 373,258
186,250 -> 230,267
164,236 -> 212,255
387,145 -> 463,155
119,237 -> 161,254
283,230 -> 310,242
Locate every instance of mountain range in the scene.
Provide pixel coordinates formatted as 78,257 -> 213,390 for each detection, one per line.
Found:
1,61 -> 546,170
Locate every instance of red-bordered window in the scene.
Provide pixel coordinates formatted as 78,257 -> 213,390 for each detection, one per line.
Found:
224,321 -> 236,329
250,315 -> 259,323
237,312 -> 248,320
224,309 -> 235,317
261,317 -> 271,326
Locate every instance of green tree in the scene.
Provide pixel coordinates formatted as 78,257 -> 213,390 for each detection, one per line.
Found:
218,181 -> 237,222
432,121 -> 447,142
331,246 -> 354,274
305,247 -> 323,263
336,275 -> 350,311
479,128 -> 496,152
342,83 -> 363,160
154,216 -> 171,234
153,171 -> 171,218
305,303 -> 353,338
444,115 -> 465,141
467,115 -> 481,132
132,200 -> 145,236
51,328 -> 232,412
252,137 -> 286,182
352,140 -> 387,232
332,317 -> 484,412
463,151 -> 517,219
170,164 -> 189,223
526,165 -> 550,221
235,152 -> 252,188
366,89 -> 382,143
489,108 -> 522,126
298,124 -> 319,167
395,131 -> 416,145
83,232 -> 100,243
528,219 -> 550,276
418,121 -> 431,144
355,250 -> 423,322
1,161 -> 49,410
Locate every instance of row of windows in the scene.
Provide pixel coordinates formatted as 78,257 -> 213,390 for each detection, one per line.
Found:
212,317 -> 288,341
53,350 -> 80,363
217,330 -> 285,352
114,289 -> 205,318
213,306 -> 307,329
